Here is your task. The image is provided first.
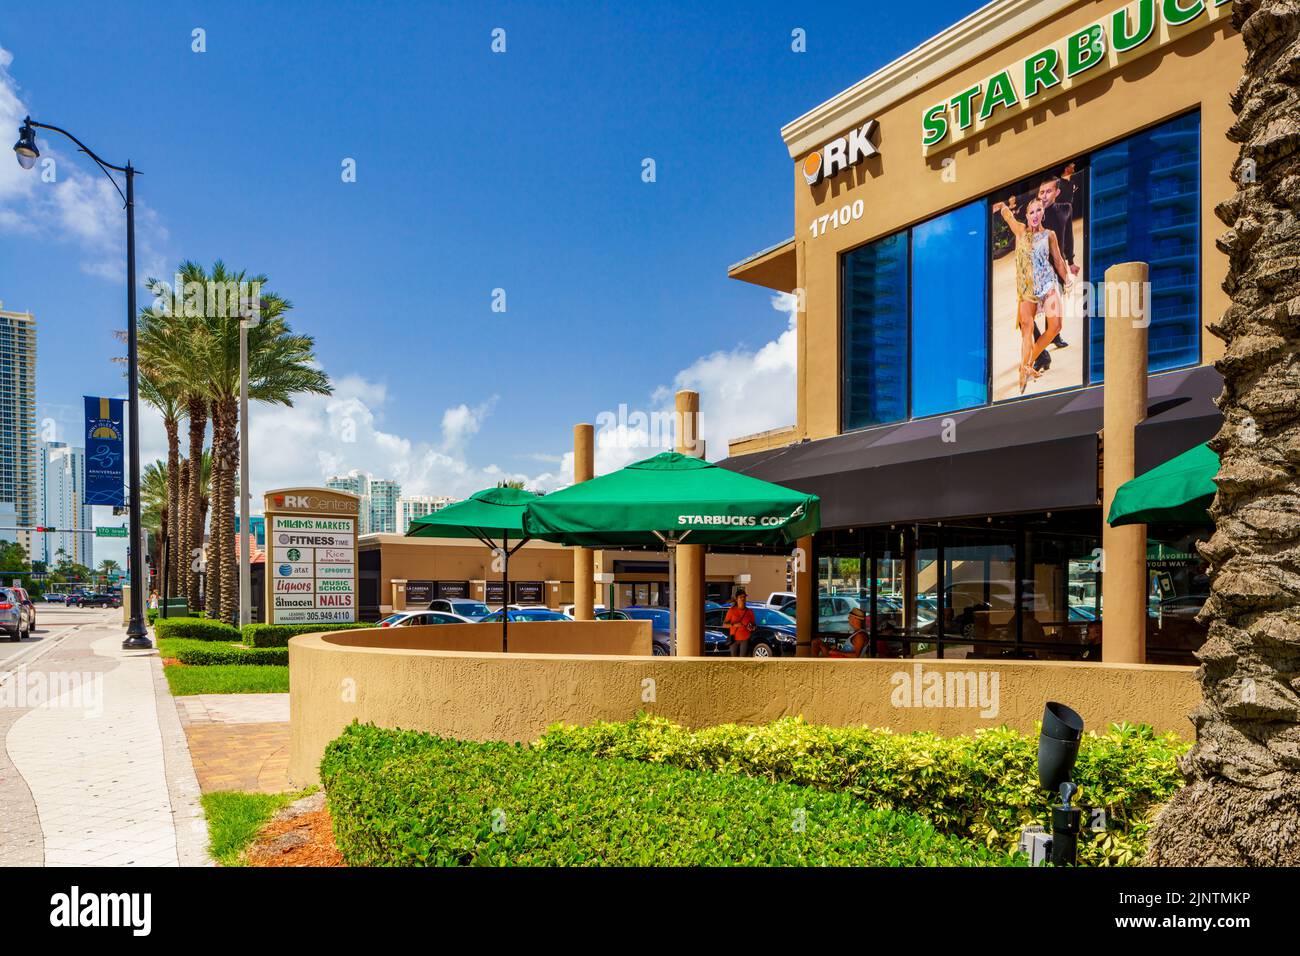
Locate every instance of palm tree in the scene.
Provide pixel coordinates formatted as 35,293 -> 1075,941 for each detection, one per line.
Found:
148,262 -> 330,621
138,370 -> 184,597
141,459 -> 168,576
1146,0 -> 1300,865
141,261 -> 211,613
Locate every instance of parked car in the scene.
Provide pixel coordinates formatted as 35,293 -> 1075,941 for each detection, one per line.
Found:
781,594 -> 863,635
73,592 -> 121,609
479,608 -> 574,624
44,591 -> 66,604
427,598 -> 491,621
767,591 -> 796,610
619,606 -> 675,656
378,610 -> 473,627
559,603 -> 609,616
703,604 -> 798,658
12,586 -> 36,629
1,586 -> 31,642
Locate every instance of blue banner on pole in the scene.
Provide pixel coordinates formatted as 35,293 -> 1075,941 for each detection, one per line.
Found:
83,396 -> 125,506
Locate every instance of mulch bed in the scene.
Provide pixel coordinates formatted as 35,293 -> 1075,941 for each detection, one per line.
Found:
243,791 -> 345,867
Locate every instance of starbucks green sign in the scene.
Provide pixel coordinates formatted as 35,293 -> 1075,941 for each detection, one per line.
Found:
922,0 -> 1232,148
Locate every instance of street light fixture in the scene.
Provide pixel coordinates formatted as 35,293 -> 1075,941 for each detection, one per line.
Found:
13,115 -> 151,649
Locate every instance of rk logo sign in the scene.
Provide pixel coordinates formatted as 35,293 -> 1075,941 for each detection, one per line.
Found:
802,119 -> 879,186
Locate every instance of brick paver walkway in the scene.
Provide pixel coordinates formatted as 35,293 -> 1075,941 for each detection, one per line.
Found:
177,691 -> 292,794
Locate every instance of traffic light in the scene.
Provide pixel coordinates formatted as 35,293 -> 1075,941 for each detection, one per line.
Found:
34,526 -> 57,533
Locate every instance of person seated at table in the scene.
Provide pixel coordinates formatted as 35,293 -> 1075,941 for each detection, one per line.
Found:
812,607 -> 871,657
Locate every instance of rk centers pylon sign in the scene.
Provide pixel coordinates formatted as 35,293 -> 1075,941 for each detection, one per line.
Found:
262,487 -> 360,625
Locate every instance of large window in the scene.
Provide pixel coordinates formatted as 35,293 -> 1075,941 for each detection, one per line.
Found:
1089,111 -> 1201,381
840,110 -> 1202,431
841,231 -> 908,430
911,202 -> 989,416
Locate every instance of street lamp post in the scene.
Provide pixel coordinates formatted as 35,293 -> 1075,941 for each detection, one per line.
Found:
14,116 -> 151,649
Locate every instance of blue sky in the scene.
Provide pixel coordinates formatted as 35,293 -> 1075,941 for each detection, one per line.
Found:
1,0 -> 982,560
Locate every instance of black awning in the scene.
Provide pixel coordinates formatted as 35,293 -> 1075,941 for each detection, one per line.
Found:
1135,365 -> 1222,473
719,366 -> 1223,530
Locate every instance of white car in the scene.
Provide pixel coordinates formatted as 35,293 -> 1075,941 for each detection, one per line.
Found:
427,598 -> 492,621
559,603 -> 609,617
767,591 -> 796,609
378,610 -> 474,628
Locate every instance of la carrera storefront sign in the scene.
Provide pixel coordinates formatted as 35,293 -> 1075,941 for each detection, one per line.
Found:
921,0 -> 1231,150
263,487 -> 361,625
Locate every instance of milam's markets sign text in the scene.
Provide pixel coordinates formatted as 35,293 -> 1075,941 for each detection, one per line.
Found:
921,0 -> 1231,149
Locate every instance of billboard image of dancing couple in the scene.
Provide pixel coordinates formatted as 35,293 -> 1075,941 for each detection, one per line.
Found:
990,159 -> 1087,400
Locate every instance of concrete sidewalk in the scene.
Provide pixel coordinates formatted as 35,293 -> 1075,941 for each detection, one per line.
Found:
0,617 -> 210,867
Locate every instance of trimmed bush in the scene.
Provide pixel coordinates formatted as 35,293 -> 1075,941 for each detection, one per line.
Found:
320,722 -> 1015,867
169,642 -> 288,665
534,715 -> 1189,866
242,622 -> 372,648
153,616 -> 240,642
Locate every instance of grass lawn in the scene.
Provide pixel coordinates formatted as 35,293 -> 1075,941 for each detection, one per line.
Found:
202,789 -> 312,865
164,664 -> 289,695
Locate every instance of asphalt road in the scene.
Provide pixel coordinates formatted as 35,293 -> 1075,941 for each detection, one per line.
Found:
0,605 -> 119,666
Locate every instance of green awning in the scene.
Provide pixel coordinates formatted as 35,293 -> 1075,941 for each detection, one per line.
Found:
522,451 -> 820,547
1107,442 -> 1218,528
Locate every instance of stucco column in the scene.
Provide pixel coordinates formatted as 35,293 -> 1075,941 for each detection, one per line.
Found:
675,389 -> 705,657
391,579 -> 407,612
572,423 -> 596,620
794,535 -> 815,656
1102,262 -> 1149,664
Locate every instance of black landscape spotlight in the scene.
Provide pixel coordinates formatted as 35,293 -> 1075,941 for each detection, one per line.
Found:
1037,700 -> 1084,866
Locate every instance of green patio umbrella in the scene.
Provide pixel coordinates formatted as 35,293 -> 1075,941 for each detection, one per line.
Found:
406,485 -> 540,652
523,451 -> 820,652
1107,442 -> 1218,527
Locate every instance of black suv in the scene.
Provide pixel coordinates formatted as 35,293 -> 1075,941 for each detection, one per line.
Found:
75,592 -> 122,608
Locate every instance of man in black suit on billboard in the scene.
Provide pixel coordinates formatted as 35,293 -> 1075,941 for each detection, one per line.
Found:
1028,165 -> 1081,372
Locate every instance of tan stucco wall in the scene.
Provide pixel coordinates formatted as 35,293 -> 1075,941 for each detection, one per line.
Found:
787,1 -> 1239,441
289,629 -> 1198,785
323,620 -> 651,656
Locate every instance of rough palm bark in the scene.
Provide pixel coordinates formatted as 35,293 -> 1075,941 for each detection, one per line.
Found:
177,458 -> 191,610
208,399 -> 240,624
1147,0 -> 1300,865
185,397 -> 207,612
207,403 -> 226,622
163,416 -> 181,597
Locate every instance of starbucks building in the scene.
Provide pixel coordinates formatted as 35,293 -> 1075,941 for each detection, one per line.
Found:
722,0 -> 1239,664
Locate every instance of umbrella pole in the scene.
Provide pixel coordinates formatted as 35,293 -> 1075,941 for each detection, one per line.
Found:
668,539 -> 676,656
502,530 -> 509,654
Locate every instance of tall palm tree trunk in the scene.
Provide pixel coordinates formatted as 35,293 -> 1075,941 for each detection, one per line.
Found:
185,397 -> 207,612
164,418 -> 181,597
208,400 -> 233,623
1147,0 -> 1300,865
216,396 -> 240,623
177,458 -> 191,611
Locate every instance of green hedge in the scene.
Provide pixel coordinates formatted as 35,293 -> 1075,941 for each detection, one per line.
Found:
534,715 -> 1189,866
242,622 -> 373,647
153,616 -> 241,642
175,645 -> 288,667
320,722 -> 1015,867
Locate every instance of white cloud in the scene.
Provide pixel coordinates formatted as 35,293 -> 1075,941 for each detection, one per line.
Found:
133,375 -> 566,512
584,292 -> 798,471
0,43 -> 169,282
